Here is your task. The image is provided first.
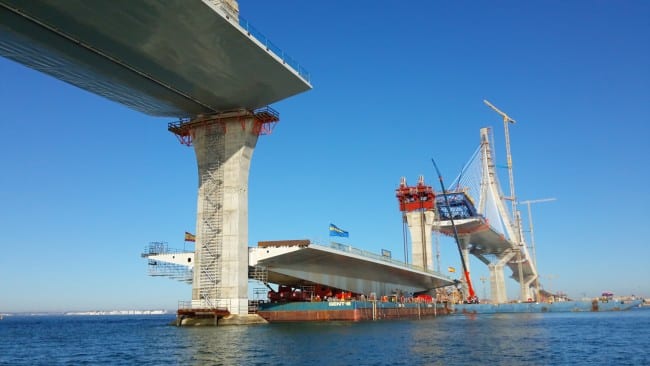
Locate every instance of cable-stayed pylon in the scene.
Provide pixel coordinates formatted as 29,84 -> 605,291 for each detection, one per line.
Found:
449,134 -> 513,242
433,127 -> 538,303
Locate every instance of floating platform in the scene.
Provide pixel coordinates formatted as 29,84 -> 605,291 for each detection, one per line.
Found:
257,300 -> 448,322
256,299 -> 643,322
450,299 -> 643,314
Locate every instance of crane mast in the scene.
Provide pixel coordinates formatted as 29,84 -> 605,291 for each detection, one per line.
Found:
484,99 -> 528,300
519,198 -> 557,301
483,99 -> 519,236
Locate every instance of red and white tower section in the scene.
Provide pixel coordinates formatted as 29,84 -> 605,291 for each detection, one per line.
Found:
396,176 -> 436,271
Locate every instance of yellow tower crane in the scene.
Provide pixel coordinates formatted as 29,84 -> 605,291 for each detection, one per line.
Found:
483,99 -> 518,224
483,99 -> 528,300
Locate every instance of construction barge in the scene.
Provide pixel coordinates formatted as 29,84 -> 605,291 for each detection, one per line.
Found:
249,239 -> 642,322
253,297 -> 642,323
151,237 -> 642,325
451,299 -> 642,314
254,297 -> 642,322
257,299 -> 446,322
246,239 -> 457,323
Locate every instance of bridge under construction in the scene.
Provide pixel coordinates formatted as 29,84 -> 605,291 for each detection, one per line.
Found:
145,116 -> 546,319
396,104 -> 540,305
432,126 -> 538,303
3,0 -> 548,323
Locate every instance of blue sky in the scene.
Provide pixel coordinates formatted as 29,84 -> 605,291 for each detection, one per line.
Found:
1,1 -> 648,312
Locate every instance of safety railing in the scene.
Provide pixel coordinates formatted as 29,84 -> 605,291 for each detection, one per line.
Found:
237,15 -> 311,83
311,241 -> 453,279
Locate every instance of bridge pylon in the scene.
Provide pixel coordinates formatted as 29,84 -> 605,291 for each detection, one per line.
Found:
432,126 -> 538,304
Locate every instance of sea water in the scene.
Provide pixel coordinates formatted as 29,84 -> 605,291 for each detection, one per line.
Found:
1,308 -> 649,365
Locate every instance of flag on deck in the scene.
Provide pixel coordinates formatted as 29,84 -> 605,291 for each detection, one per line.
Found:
448,266 -> 456,273
329,223 -> 349,238
184,231 -> 196,242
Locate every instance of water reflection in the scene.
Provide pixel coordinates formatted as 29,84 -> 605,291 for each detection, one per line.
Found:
409,314 -> 551,365
167,312 -> 650,365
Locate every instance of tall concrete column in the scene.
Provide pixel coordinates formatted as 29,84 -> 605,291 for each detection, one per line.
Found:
488,263 -> 506,303
458,235 -> 471,298
190,111 -> 258,315
405,210 -> 435,270
459,235 -> 471,273
488,250 -> 516,303
521,274 -> 535,301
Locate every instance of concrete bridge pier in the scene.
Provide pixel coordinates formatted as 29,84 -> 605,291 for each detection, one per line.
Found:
169,109 -> 278,324
488,251 -> 516,303
192,111 -> 257,316
405,210 -> 435,270
522,275 -> 536,301
459,235 -> 472,274
458,235 -> 472,298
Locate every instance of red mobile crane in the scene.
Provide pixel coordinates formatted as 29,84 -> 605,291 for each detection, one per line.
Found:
431,158 -> 478,304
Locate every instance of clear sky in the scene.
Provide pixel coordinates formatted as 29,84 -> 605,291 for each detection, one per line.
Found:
1,1 -> 648,312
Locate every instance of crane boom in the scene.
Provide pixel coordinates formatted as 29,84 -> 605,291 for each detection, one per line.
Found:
484,99 -> 516,123
520,198 -> 557,205
431,158 -> 478,303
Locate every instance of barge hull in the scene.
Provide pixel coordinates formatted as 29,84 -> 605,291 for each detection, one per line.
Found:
451,299 -> 643,314
257,299 -> 643,322
257,301 -> 446,322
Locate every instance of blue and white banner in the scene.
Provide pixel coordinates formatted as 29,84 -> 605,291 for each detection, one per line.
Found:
329,223 -> 349,237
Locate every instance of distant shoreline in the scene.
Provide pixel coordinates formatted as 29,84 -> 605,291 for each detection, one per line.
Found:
2,310 -> 171,317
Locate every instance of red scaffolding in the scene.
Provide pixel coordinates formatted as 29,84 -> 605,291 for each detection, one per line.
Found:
168,106 -> 280,146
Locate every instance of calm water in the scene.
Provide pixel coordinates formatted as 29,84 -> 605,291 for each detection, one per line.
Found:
1,308 -> 649,365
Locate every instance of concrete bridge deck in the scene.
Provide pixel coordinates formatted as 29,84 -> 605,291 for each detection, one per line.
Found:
249,241 -> 455,296
435,217 -> 537,281
0,0 -> 311,117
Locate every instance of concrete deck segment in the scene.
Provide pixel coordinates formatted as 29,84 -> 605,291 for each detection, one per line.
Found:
436,218 -> 537,302
436,218 -> 509,254
249,243 -> 455,296
436,218 -> 536,279
0,0 -> 311,117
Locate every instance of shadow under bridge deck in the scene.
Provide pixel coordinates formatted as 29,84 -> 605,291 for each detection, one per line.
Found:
0,0 -> 311,117
249,241 -> 455,296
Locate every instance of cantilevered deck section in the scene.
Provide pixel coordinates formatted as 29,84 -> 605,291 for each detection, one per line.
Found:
435,216 -> 537,283
0,0 -> 311,117
249,241 -> 455,296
